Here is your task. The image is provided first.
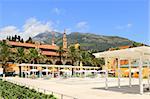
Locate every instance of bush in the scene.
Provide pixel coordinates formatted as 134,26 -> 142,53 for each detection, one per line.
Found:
0,79 -> 57,99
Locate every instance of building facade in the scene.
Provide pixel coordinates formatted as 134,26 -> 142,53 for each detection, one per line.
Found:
0,31 -> 73,73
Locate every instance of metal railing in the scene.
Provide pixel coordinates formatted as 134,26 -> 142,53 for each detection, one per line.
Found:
3,78 -> 78,99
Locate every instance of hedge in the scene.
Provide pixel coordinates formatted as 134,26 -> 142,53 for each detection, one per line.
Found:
0,79 -> 57,99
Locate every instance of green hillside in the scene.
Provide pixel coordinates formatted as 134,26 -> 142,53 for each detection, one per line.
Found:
33,32 -> 134,51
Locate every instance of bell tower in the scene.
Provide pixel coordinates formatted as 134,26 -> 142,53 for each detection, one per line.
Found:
63,29 -> 67,49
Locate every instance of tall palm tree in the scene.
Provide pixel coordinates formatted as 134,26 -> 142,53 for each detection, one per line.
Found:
0,40 -> 12,76
28,48 -> 45,64
56,46 -> 65,62
79,51 -> 91,66
68,45 -> 79,66
13,47 -> 28,63
12,47 -> 27,77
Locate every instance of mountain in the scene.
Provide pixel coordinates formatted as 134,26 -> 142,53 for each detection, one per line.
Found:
33,32 -> 134,51
33,31 -> 63,44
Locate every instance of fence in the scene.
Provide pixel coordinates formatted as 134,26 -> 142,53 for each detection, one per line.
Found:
3,78 -> 78,99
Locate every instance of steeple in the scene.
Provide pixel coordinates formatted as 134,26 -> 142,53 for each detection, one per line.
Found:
63,29 -> 67,49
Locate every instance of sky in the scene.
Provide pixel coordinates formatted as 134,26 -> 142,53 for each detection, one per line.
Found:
0,0 -> 149,44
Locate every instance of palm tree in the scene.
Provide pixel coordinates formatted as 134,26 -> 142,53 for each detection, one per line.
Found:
0,40 -> 12,77
78,51 -> 90,66
13,47 -> 28,63
56,46 -> 65,62
68,45 -> 79,66
87,50 -> 104,67
28,48 -> 45,64
12,47 -> 28,77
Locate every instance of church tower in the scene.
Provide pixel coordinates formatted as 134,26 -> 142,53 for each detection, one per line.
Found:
63,29 -> 67,49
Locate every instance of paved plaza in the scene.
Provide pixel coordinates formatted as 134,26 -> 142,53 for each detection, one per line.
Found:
4,77 -> 150,99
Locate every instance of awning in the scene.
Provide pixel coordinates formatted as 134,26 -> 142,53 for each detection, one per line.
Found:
30,69 -> 38,72
93,46 -> 150,59
42,69 -> 51,72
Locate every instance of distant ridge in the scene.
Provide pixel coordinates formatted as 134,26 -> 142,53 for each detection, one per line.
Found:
33,32 -> 134,51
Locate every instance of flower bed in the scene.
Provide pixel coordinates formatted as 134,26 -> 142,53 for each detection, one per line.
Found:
0,79 -> 57,99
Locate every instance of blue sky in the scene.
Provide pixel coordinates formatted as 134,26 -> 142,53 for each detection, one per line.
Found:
0,0 -> 149,44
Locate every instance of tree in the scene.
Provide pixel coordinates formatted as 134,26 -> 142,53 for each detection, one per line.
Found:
18,35 -> 21,41
27,48 -> 45,64
79,51 -> 91,66
6,36 -> 9,40
87,50 -> 104,67
14,35 -> 17,41
67,45 -> 79,66
12,47 -> 28,77
12,37 -> 15,41
20,38 -> 24,43
13,47 -> 27,63
0,40 -> 12,76
56,46 -> 65,62
132,42 -> 143,47
8,36 -> 11,41
26,37 -> 33,43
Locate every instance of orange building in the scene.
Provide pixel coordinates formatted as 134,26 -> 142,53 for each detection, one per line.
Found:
7,41 -> 59,57
0,30 -> 73,73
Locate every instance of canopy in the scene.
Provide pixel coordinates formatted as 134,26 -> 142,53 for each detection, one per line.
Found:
60,69 -> 71,72
30,69 -> 38,72
75,70 -> 86,73
85,70 -> 97,73
93,46 -> 150,94
98,70 -> 106,73
93,46 -> 150,59
42,69 -> 51,72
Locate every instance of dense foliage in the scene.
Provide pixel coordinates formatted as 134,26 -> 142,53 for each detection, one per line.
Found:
0,40 -> 46,75
6,35 -> 34,43
67,45 -> 104,67
0,79 -> 56,99
0,41 -> 12,74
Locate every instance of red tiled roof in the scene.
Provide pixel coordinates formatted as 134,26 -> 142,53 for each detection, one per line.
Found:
39,44 -> 58,50
8,41 -> 35,48
7,41 -> 59,50
41,51 -> 59,56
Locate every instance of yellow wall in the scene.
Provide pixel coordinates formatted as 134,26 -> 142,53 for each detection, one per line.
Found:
114,67 -> 150,78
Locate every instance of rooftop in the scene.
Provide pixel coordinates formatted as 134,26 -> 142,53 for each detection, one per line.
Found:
7,41 -> 59,50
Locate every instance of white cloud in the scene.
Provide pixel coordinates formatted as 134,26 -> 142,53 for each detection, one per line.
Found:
0,26 -> 19,34
76,21 -> 89,32
0,18 -> 54,40
0,26 -> 20,39
22,17 -> 53,39
115,23 -> 133,30
52,8 -> 61,15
